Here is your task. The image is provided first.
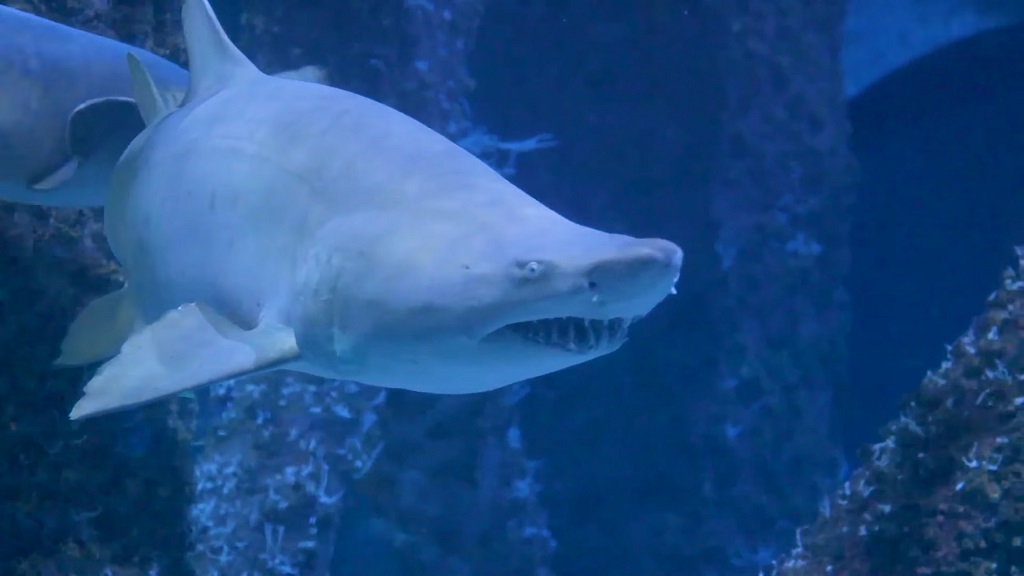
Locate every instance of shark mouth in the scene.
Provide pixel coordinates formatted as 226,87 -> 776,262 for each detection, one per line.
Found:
499,316 -> 637,353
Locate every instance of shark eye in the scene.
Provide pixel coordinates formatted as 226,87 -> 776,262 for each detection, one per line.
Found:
518,260 -> 545,279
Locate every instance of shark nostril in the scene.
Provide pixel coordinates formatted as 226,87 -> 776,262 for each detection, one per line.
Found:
587,280 -> 598,291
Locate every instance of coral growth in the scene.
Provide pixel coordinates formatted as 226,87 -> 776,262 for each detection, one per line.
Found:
187,376 -> 387,575
773,247 -> 1024,575
0,4 -> 191,571
0,202 -> 190,575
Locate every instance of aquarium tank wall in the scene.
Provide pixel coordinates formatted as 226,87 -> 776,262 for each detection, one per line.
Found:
0,0 -> 1021,575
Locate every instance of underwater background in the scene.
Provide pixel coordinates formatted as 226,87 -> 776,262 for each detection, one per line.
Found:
0,0 -> 1022,575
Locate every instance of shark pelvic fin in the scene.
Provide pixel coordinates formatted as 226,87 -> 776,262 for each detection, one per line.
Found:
29,96 -> 142,194
56,286 -> 138,366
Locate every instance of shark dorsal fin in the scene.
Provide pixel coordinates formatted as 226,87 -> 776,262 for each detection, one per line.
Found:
181,0 -> 260,103
126,53 -> 175,126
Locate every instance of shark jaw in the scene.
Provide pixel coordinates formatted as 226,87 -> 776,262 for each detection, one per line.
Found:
487,315 -> 639,354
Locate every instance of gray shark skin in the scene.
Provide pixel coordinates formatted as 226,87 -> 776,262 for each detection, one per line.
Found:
0,4 -> 189,206
62,0 -> 684,420
0,5 -> 326,207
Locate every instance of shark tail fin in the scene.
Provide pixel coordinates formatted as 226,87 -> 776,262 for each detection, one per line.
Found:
68,302 -> 300,420
56,286 -> 138,366
181,0 -> 260,103
126,53 -> 176,126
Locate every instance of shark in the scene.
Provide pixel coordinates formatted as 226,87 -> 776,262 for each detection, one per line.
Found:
0,4 -> 325,207
61,0 -> 684,420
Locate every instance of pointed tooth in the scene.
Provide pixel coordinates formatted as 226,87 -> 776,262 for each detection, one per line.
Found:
532,322 -> 545,342
616,319 -> 628,340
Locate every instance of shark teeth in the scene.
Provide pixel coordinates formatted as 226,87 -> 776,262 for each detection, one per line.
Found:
504,316 -> 636,353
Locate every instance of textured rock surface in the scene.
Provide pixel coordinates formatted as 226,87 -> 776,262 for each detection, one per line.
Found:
773,247 -> 1024,575
0,3 -> 190,574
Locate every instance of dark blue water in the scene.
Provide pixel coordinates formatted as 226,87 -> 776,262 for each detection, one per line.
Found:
847,22 -> 1024,452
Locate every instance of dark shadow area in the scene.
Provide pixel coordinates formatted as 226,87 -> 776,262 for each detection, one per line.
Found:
468,2 -> 724,574
468,1 -> 717,255
846,22 -> 1024,456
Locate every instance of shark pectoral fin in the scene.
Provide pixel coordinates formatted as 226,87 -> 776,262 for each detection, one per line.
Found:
272,65 -> 329,85
30,96 -> 146,196
56,287 -> 137,366
68,303 -> 299,420
29,157 -> 80,190
67,96 -> 145,160
127,53 -> 176,126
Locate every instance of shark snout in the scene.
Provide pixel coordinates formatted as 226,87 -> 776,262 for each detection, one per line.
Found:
585,237 -> 683,311
634,238 -> 684,272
